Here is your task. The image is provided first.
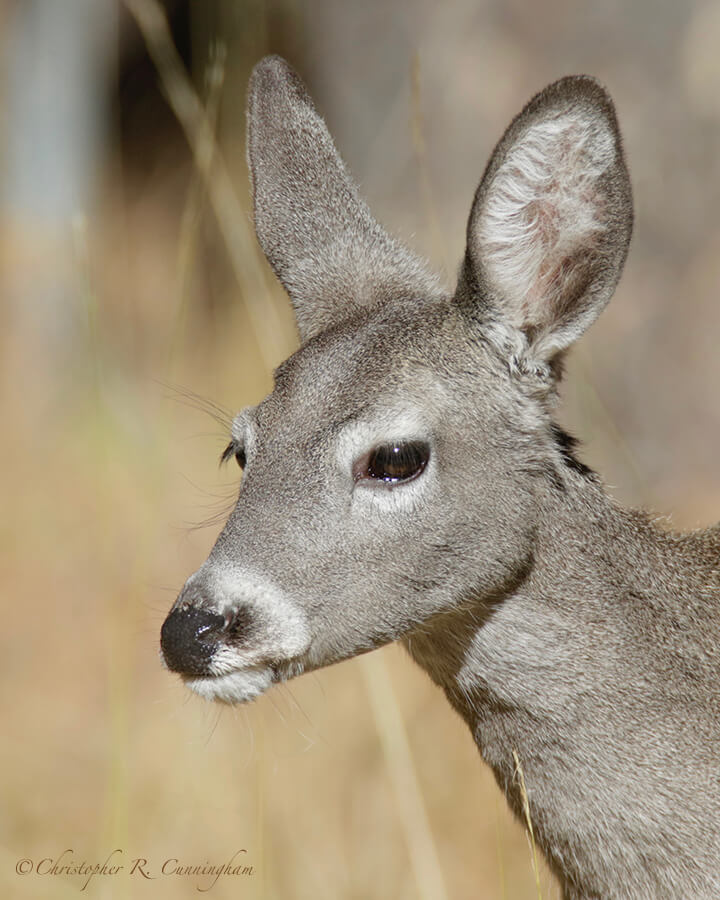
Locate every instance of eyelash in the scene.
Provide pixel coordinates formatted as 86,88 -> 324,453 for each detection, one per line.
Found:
221,441 -> 247,469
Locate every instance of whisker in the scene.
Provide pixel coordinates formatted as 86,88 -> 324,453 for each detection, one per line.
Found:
158,379 -> 234,431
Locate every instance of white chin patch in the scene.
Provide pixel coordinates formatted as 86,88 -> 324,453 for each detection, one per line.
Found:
184,666 -> 273,704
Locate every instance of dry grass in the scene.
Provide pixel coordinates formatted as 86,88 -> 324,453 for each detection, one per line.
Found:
513,751 -> 543,900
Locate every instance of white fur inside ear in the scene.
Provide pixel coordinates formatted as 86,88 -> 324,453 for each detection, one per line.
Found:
477,110 -> 615,340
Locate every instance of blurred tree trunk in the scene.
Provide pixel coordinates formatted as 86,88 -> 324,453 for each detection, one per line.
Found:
2,0 -> 116,382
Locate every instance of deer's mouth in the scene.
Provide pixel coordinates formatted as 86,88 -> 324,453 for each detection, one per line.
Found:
180,652 -> 310,705
162,570 -> 313,704
183,665 -> 275,704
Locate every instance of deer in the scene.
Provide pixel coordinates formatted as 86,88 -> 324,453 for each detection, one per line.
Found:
160,55 -> 720,899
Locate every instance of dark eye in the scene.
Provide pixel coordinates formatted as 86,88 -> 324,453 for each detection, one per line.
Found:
221,441 -> 247,469
354,441 -> 430,486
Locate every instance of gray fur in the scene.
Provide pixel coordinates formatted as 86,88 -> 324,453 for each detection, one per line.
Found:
247,56 -> 443,341
162,57 -> 720,899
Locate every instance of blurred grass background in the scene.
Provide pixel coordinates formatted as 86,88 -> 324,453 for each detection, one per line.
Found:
2,1 -> 720,898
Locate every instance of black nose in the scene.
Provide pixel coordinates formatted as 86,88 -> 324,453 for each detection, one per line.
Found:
160,606 -> 226,676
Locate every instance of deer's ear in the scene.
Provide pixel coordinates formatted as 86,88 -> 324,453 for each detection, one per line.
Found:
247,56 -> 441,343
457,76 -> 633,372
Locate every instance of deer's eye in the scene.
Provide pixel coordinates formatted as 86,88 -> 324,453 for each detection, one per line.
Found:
354,441 -> 430,486
221,441 -> 247,469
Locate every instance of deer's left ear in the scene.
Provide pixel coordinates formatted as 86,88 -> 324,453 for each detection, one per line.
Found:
457,76 -> 633,372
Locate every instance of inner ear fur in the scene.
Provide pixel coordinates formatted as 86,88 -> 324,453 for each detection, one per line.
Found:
457,76 -> 633,371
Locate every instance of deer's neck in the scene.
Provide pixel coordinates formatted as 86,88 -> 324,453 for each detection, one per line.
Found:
403,474 -> 720,898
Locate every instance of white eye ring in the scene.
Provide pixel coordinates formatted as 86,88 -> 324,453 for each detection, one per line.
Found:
229,408 -> 257,468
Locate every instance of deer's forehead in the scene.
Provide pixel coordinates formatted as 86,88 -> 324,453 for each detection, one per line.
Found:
272,309 -> 451,395
261,349 -> 450,431
233,306 -> 513,452
244,316 -> 465,435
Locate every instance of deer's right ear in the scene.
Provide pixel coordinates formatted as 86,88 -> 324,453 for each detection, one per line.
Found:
247,56 -> 441,343
457,76 -> 633,375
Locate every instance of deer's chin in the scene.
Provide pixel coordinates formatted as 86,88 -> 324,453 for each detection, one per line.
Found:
184,666 -> 274,704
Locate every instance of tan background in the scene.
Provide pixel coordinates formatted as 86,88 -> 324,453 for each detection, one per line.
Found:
3,1 -> 720,898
